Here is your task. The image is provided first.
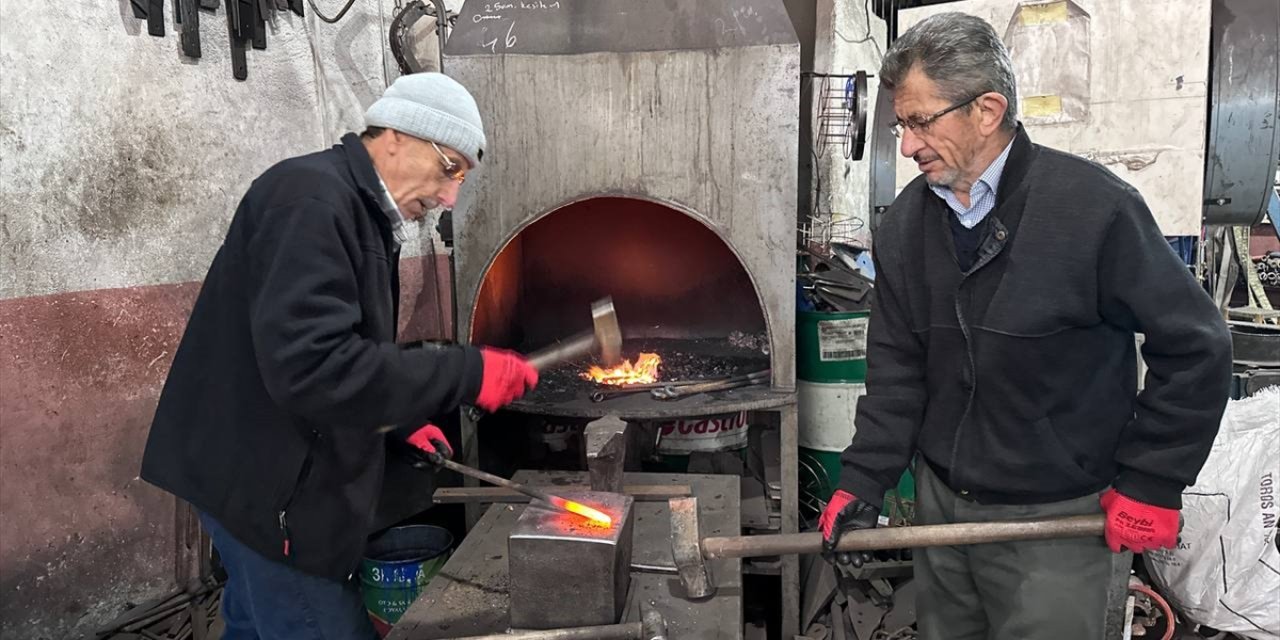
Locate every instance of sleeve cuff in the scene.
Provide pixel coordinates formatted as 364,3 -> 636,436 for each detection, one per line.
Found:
837,467 -> 888,511
461,345 -> 484,405
1112,468 -> 1186,509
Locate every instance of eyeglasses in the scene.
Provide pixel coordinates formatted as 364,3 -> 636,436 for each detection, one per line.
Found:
889,94 -> 982,138
430,141 -> 467,184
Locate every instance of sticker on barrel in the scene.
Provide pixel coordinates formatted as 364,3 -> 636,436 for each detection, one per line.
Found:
816,317 -> 868,361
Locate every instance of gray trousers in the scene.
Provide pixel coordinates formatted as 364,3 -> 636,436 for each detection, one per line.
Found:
914,462 -> 1132,640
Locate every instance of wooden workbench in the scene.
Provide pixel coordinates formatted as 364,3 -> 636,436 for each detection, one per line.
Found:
388,471 -> 742,640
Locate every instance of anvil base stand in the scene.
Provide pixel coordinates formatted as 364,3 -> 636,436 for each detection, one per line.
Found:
449,399 -> 801,639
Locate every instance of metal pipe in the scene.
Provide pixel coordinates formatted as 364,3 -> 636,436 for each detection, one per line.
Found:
700,514 -> 1105,559
428,0 -> 448,71
446,622 -> 645,640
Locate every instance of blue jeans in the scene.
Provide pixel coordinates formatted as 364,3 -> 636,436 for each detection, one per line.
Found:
200,512 -> 379,640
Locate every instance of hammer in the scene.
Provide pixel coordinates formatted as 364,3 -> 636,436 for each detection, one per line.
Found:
668,497 -> 1106,599
466,297 -> 622,420
526,296 -> 623,370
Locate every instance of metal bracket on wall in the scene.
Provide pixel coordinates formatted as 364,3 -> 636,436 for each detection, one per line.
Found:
868,79 -> 898,234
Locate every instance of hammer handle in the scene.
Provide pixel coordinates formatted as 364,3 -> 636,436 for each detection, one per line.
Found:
526,331 -> 595,370
700,514 -> 1105,559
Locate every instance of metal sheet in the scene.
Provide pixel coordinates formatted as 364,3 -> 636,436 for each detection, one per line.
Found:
445,0 -> 797,56
448,41 -> 799,392
509,492 -> 635,629
1202,0 -> 1280,226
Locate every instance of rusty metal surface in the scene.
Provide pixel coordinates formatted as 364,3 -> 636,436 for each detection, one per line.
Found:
389,472 -> 742,640
509,491 -> 635,629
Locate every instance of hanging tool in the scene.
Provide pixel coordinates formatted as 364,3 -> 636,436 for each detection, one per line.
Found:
668,496 -> 1106,599
179,0 -> 202,58
147,0 -> 166,36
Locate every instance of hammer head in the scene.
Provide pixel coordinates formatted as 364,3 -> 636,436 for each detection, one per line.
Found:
668,496 -> 715,599
591,297 -> 623,367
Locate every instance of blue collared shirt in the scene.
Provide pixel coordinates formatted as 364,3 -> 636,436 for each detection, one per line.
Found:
929,139 -> 1015,229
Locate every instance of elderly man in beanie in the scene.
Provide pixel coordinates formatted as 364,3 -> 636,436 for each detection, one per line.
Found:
141,73 -> 536,638
818,13 -> 1231,639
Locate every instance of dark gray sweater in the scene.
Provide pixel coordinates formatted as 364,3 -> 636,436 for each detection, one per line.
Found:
839,127 -> 1233,509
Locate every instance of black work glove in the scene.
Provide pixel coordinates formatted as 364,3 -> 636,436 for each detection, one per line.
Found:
819,490 -> 880,567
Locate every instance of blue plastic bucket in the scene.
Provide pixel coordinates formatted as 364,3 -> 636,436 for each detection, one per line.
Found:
360,525 -> 453,636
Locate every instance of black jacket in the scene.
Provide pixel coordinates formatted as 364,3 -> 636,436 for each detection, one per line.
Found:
839,127 -> 1232,510
141,134 -> 483,580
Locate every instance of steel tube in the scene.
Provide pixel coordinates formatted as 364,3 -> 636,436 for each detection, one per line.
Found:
446,622 -> 644,640
700,514 -> 1105,559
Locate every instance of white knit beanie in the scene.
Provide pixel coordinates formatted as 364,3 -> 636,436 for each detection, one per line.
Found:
365,73 -> 486,168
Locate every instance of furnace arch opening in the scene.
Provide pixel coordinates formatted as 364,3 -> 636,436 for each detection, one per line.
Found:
469,196 -> 771,359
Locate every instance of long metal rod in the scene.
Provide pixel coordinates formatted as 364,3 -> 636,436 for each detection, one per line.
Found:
445,622 -> 644,640
701,514 -> 1105,559
435,458 -> 577,518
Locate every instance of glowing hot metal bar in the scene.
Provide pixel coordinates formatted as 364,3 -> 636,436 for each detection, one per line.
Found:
552,496 -> 613,526
433,457 -> 610,525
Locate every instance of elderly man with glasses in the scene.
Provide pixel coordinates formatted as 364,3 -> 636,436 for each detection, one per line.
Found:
819,13 -> 1231,639
140,73 -> 537,638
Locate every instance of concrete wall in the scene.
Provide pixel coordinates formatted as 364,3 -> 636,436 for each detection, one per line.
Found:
808,0 -> 888,249
0,1 -> 455,637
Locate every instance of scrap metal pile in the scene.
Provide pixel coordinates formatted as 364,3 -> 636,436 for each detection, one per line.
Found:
95,578 -> 222,640
799,243 -> 875,313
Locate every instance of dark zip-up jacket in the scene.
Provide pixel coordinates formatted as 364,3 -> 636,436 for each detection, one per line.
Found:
141,134 -> 483,580
839,127 -> 1232,509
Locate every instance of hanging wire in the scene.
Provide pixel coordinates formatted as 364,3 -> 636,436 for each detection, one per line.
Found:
834,0 -> 884,61
307,0 -> 358,23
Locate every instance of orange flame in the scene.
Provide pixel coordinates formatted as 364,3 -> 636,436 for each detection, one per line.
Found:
550,496 -> 613,526
581,353 -> 661,386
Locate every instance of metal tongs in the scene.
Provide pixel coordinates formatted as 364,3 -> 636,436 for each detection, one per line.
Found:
650,369 -> 771,400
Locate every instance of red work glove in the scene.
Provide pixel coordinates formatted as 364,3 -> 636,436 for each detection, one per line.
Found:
819,490 -> 880,567
475,348 -> 539,412
1099,488 -> 1180,553
407,423 -> 452,463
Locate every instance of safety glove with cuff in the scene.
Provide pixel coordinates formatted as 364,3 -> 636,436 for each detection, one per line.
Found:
475,347 -> 539,412
819,489 -> 880,567
1099,488 -> 1180,554
406,423 -> 452,467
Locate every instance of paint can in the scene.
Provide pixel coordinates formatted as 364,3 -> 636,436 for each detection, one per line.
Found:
360,525 -> 453,637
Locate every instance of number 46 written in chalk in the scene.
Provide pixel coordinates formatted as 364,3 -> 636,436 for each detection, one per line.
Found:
482,22 -> 518,52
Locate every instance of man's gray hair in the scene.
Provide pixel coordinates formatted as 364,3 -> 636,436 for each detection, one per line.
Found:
880,12 -> 1019,130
